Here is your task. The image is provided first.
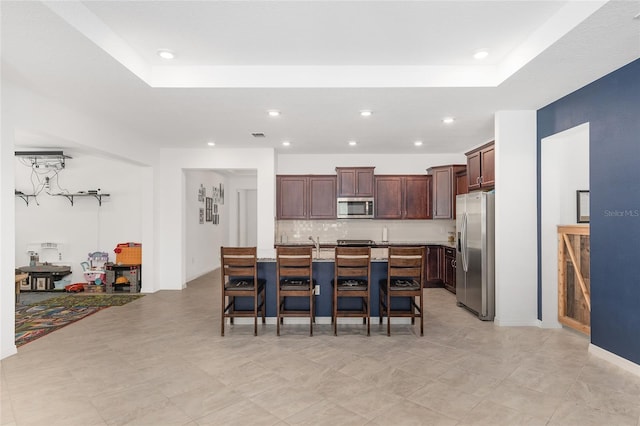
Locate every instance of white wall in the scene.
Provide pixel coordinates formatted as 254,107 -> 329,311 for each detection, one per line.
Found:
14,154 -> 145,284
277,153 -> 466,174
541,123 -> 589,328
154,148 -> 275,291
227,175 -> 258,248
494,111 -> 539,326
242,189 -> 258,247
2,79 -> 159,359
184,170 -> 228,281
1,84 -> 18,359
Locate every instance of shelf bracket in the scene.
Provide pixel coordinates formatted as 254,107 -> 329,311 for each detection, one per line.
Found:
58,194 -> 74,206
54,193 -> 109,206
15,193 -> 35,206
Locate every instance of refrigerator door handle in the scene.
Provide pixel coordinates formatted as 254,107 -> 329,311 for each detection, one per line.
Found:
462,212 -> 468,272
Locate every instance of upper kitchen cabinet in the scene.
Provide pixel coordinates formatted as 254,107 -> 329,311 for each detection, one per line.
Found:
277,175 -> 307,219
374,175 -> 432,219
427,165 -> 466,219
276,175 -> 336,220
466,141 -> 495,191
308,176 -> 337,219
336,167 -> 375,197
456,169 -> 468,196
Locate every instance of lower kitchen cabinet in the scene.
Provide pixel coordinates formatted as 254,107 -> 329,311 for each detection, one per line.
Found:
425,245 -> 442,286
443,246 -> 456,293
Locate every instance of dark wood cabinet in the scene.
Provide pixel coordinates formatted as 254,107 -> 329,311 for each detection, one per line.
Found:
277,176 -> 307,219
456,170 -> 468,196
443,246 -> 456,293
425,245 -> 442,285
374,175 -> 432,219
276,175 -> 336,220
428,165 -> 466,219
336,167 -> 374,197
466,141 -> 495,191
308,176 -> 337,219
404,176 -> 432,219
374,176 -> 402,218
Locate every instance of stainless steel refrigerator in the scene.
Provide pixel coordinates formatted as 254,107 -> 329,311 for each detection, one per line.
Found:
456,192 -> 495,320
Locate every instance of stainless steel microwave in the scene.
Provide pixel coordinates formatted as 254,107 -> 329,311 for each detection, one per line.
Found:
337,197 -> 374,219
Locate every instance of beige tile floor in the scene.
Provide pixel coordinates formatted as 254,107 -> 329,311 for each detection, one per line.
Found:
2,271 -> 640,426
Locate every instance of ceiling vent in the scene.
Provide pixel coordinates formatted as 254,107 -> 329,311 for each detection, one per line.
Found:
251,132 -> 266,138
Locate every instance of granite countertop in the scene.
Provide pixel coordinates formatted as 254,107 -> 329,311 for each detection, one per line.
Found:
274,241 -> 456,248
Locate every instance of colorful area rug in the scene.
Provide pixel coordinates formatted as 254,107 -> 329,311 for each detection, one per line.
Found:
15,305 -> 104,347
16,294 -> 144,347
31,294 -> 144,308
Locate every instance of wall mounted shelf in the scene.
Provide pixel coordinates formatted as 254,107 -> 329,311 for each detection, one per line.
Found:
15,190 -> 36,206
53,192 -> 110,206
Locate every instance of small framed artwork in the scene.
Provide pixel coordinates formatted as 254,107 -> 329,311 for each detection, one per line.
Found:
198,184 -> 206,202
199,208 -> 204,224
205,197 -> 213,222
576,190 -> 590,223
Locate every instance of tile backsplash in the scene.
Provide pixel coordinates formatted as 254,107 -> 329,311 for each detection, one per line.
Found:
276,219 -> 455,244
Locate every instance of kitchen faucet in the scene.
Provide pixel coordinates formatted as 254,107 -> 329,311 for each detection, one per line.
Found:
308,236 -> 320,257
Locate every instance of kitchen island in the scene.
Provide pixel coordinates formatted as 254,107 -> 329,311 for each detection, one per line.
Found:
255,258 -> 405,319
221,241 -> 457,321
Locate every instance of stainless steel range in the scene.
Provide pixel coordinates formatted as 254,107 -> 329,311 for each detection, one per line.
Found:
336,239 -> 376,246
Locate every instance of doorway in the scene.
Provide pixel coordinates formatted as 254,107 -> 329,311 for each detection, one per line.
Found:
540,123 -> 589,328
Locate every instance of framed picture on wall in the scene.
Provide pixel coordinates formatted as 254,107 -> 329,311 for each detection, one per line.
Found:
198,184 -> 206,202
199,208 -> 204,224
205,197 -> 213,222
577,190 -> 590,223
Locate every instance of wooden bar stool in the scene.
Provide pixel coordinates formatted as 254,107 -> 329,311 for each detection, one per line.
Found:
379,246 -> 425,336
332,246 -> 371,336
276,246 -> 316,336
220,247 -> 266,336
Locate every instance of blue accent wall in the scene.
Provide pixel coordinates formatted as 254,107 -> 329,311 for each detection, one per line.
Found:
537,58 -> 640,365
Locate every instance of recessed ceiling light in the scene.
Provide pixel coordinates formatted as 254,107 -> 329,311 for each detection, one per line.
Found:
360,110 -> 372,117
282,141 -> 290,146
473,50 -> 489,60
442,117 -> 455,124
157,49 -> 175,60
207,141 -> 215,147
348,140 -> 357,146
414,141 -> 423,147
634,11 -> 640,19
268,110 -> 280,117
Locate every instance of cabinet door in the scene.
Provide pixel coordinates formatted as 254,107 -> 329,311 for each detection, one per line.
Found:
336,168 -> 357,197
443,247 -> 456,293
276,176 -> 307,219
456,171 -> 468,196
309,176 -> 337,219
336,167 -> 375,197
404,176 -> 431,219
374,176 -> 403,219
467,151 -> 482,191
431,168 -> 453,219
480,145 -> 495,188
355,168 -> 374,197
425,245 -> 442,283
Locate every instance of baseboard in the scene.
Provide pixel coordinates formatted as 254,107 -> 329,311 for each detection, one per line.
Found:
589,344 -> 640,378
228,317 -> 412,325
538,319 -> 563,329
494,318 -> 541,327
